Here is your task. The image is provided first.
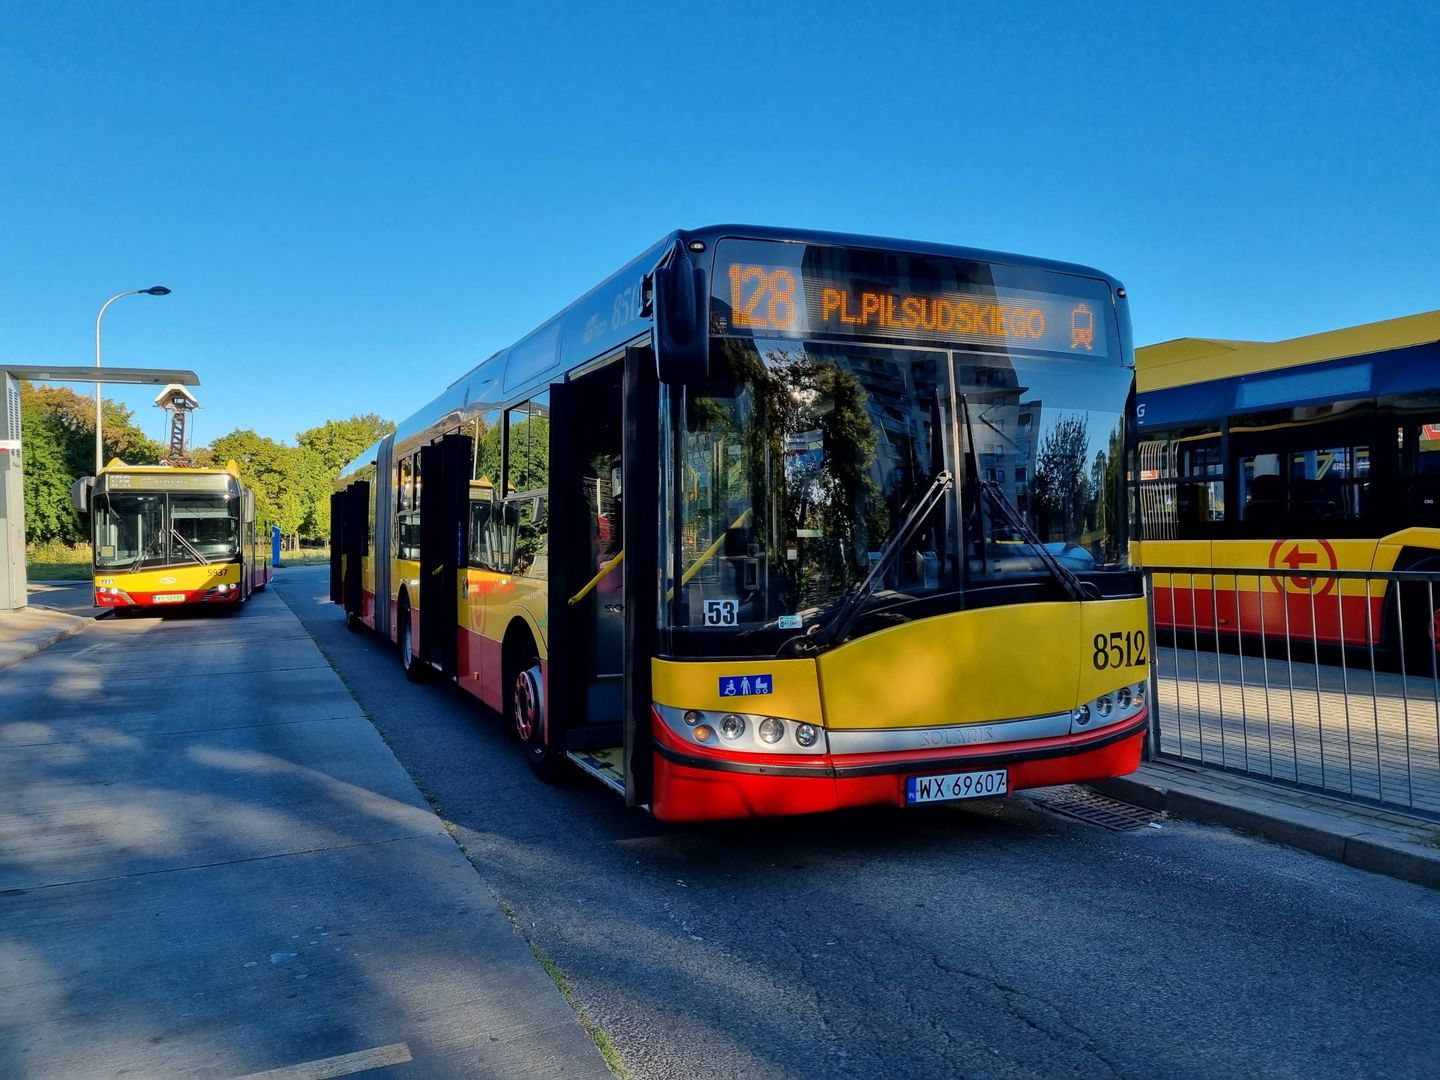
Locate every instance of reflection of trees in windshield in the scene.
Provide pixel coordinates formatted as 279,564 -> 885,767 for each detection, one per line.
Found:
1034,413 -> 1089,542
684,340 -> 951,623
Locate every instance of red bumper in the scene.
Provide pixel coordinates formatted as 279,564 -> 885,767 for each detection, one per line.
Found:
650,711 -> 1148,823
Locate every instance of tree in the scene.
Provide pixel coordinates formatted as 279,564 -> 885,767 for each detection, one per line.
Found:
20,393 -> 82,544
297,414 -> 395,474
18,381 -> 167,545
210,429 -> 330,547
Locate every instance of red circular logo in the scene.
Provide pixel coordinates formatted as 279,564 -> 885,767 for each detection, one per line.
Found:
1267,538 -> 1339,597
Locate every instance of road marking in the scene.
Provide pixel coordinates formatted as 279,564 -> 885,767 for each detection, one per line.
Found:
234,1042 -> 413,1080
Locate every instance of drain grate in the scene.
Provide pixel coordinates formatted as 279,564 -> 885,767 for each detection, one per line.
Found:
1028,787 -> 1162,831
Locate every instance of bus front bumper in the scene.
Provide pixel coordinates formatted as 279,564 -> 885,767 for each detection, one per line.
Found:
649,710 -> 1148,823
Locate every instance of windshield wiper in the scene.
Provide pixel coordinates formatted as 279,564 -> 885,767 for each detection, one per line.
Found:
785,468 -> 953,654
959,394 -> 1094,603
171,528 -> 210,565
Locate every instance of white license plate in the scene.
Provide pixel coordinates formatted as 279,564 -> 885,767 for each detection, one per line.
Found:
153,593 -> 186,603
906,768 -> 1008,805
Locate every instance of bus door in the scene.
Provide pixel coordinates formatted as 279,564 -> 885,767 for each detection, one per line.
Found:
418,432 -> 473,677
548,362 -> 627,758
340,481 -> 369,621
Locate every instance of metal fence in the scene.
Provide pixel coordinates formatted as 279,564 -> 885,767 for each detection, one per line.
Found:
1144,564 -> 1440,818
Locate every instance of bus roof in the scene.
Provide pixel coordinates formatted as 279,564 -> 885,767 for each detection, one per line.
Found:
1137,309 -> 1440,392
342,225 -> 1129,480
100,459 -> 242,478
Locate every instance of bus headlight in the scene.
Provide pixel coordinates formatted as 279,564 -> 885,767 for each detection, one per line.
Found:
653,704 -> 826,755
1096,694 -> 1114,718
1072,704 -> 1092,728
1116,686 -> 1133,710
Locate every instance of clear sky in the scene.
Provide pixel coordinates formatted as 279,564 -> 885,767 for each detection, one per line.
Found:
3,1 -> 1437,447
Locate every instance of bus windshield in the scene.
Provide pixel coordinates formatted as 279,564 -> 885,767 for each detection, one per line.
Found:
94,491 -> 240,569
668,338 -> 1130,635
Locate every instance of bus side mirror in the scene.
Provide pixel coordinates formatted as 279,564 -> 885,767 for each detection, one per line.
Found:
654,251 -> 708,384
71,476 -> 93,514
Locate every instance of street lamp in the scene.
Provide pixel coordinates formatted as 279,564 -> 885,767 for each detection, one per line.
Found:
95,286 -> 170,474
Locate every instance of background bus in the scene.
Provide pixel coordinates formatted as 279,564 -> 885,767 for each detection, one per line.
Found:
334,225 -> 1148,822
1134,310 -> 1440,666
74,461 -> 270,609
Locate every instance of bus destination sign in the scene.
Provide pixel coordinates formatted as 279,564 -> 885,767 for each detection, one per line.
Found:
105,471 -> 235,492
715,249 -> 1110,358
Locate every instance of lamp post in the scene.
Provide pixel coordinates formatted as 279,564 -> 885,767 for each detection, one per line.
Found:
95,285 -> 171,474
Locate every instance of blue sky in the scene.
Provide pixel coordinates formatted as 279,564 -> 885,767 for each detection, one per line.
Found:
3,1 -> 1437,447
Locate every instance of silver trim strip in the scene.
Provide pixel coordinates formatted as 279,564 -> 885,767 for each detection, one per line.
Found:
827,711 -> 1072,755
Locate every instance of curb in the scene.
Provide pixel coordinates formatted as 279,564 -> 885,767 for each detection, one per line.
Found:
0,612 -> 93,674
1090,774 -> 1440,892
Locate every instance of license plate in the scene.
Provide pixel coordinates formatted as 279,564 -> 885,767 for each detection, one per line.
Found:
153,593 -> 186,603
906,768 -> 1008,805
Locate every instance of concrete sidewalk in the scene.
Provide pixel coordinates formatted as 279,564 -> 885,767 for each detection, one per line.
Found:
0,582 -> 612,1078
1095,759 -> 1440,891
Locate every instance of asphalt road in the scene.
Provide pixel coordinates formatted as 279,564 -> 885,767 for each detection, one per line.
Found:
278,566 -> 1440,1080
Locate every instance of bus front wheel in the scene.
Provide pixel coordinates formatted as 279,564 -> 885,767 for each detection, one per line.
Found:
507,652 -> 565,782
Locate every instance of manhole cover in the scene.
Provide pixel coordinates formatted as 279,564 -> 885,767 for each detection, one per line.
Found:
1029,787 -> 1162,831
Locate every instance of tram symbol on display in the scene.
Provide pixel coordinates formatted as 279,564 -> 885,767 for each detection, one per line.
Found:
1070,304 -> 1095,350
1267,538 -> 1340,596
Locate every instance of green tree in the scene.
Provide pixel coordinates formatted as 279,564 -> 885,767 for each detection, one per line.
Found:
18,381 -> 167,545
297,413 -> 395,474
210,429 -> 330,547
19,394 -> 82,544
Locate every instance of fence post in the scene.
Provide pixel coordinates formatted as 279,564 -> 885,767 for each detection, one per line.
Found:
1145,570 -> 1160,761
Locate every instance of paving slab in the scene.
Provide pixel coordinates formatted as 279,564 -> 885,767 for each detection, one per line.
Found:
0,583 -> 611,1079
1094,759 -> 1440,891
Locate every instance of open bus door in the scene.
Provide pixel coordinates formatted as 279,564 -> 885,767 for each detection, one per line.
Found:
544,345 -> 657,806
329,490 -> 345,604
340,481 -> 369,623
418,432 -> 472,678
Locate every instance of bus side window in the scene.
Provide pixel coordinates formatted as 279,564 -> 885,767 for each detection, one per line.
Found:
397,452 -> 421,560
502,395 -> 549,577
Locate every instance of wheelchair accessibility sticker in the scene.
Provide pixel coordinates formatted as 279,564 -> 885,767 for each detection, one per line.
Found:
719,674 -> 773,697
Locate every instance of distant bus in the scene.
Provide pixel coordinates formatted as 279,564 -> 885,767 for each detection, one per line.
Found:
76,461 -> 270,609
1133,310 -> 1440,666
334,225 -> 1148,822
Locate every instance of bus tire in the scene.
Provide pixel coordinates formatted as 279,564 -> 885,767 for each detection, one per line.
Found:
1397,559 -> 1440,677
398,595 -> 426,682
505,640 -> 565,782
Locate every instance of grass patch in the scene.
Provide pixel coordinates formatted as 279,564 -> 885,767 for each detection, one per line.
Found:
25,540 -> 90,580
497,900 -> 627,1077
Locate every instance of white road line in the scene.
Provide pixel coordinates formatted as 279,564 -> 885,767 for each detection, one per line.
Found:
234,1041 -> 413,1080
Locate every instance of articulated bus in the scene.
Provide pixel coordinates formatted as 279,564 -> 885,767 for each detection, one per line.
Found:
75,461 -> 271,610
333,225 -> 1148,822
1133,310 -> 1440,666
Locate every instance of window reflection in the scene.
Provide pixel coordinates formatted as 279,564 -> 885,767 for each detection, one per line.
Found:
671,339 -> 1130,630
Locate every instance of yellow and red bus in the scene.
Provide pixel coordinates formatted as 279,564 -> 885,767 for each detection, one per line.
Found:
334,225 -> 1148,822
77,461 -> 271,609
1134,310 -> 1440,666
